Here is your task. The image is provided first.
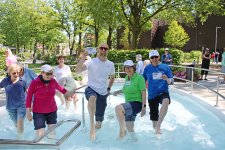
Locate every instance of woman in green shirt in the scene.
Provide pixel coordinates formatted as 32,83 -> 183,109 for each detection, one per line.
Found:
114,60 -> 146,138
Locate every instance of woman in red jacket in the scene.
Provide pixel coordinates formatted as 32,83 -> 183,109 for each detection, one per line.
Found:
26,64 -> 68,138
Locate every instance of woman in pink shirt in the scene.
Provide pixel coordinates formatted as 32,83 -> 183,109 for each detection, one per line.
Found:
26,64 -> 68,138
5,48 -> 17,69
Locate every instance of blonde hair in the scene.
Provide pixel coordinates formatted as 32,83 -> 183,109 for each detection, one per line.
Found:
8,64 -> 21,74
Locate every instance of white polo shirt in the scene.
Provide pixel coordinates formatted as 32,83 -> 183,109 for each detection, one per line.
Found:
84,57 -> 115,95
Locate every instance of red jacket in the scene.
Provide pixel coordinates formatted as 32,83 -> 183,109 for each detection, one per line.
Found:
26,76 -> 67,113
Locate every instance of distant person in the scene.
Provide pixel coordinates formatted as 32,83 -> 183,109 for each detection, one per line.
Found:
143,50 -> 174,134
18,63 -> 37,86
114,60 -> 146,138
5,48 -> 17,70
221,48 -> 225,84
215,51 -> 219,64
54,55 -> 79,110
76,43 -> 115,140
135,54 -> 144,75
199,48 -> 211,80
161,48 -> 173,65
0,64 -> 28,135
211,52 -> 215,63
26,64 -> 68,138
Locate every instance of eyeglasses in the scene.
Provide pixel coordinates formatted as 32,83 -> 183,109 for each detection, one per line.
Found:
12,72 -> 20,75
99,47 -> 108,51
45,72 -> 53,76
150,56 -> 159,59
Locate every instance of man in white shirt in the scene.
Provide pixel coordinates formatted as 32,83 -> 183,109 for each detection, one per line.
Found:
76,43 -> 115,140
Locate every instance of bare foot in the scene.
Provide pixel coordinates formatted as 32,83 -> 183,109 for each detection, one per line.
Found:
155,127 -> 162,134
119,130 -> 127,138
90,126 -> 96,141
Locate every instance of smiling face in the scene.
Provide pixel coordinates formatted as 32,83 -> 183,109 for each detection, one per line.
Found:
124,66 -> 135,77
41,71 -> 53,81
150,55 -> 160,66
8,64 -> 21,82
58,57 -> 65,65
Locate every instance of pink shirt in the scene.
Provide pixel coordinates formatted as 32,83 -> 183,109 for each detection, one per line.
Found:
26,76 -> 67,113
6,55 -> 17,67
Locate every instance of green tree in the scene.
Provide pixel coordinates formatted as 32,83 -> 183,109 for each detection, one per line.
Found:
119,0 -> 225,50
164,21 -> 190,48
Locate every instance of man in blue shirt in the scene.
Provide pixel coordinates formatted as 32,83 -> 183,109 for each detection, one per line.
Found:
19,64 -> 37,86
143,50 -> 174,134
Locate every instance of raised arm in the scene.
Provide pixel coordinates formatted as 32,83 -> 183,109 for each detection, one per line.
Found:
76,52 -> 88,73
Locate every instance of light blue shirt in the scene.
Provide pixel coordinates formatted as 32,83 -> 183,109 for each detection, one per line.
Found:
21,68 -> 37,86
143,63 -> 173,99
136,60 -> 144,75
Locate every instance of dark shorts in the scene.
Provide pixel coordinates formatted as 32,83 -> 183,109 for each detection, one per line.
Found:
33,111 -> 57,130
148,93 -> 170,121
7,105 -> 26,126
85,87 -> 108,122
122,101 -> 142,121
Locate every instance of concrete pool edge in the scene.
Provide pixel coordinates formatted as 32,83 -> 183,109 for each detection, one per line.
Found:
171,87 -> 225,124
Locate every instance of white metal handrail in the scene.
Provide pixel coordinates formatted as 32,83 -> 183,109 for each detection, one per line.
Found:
0,119 -> 81,149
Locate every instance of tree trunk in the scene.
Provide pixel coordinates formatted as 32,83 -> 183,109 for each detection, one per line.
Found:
42,41 -> 45,55
94,25 -> 99,47
16,38 -> 20,54
107,25 -> 112,49
33,40 -> 37,64
78,24 -> 82,58
131,27 -> 140,50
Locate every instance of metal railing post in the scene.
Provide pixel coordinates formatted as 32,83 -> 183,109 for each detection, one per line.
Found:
82,93 -> 85,127
215,74 -> 219,107
191,67 -> 194,89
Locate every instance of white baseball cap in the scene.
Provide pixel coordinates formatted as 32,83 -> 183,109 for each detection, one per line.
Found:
165,48 -> 169,51
149,50 -> 159,58
123,60 -> 135,66
41,64 -> 53,72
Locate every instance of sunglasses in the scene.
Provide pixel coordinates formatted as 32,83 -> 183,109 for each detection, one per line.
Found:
99,47 -> 108,51
12,72 -> 20,75
45,72 -> 53,76
150,56 -> 159,59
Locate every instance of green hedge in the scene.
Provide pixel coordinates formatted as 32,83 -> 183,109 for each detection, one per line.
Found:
0,50 -> 6,73
107,48 -> 184,65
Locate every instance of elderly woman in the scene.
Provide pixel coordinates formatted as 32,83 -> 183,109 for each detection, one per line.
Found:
54,55 -> 79,110
114,60 -> 146,138
0,64 -> 28,135
26,64 -> 68,138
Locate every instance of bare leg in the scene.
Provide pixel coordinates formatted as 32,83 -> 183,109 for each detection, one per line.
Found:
36,128 -> 45,138
115,105 -> 126,138
156,99 -> 169,134
88,96 -> 97,141
72,95 -> 79,111
152,121 -> 157,129
126,121 -> 134,132
47,124 -> 56,139
65,100 -> 71,109
56,91 -> 65,105
17,118 -> 24,134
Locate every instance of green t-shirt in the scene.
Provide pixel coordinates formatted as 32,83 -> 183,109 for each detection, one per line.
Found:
122,73 -> 146,102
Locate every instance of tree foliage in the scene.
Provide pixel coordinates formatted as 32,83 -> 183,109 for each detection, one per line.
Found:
164,21 -> 190,48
